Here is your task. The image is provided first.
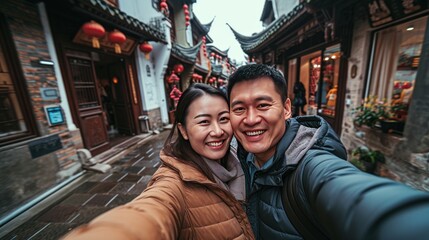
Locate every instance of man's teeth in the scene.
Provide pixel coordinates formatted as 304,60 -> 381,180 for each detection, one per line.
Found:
246,130 -> 264,136
207,141 -> 223,147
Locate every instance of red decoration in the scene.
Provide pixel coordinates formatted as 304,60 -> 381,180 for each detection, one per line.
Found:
183,4 -> 188,10
210,52 -> 215,57
174,64 -> 184,74
81,21 -> 105,48
170,85 -> 182,108
168,72 -> 180,84
185,15 -> 190,21
139,41 -> 153,59
108,30 -> 126,54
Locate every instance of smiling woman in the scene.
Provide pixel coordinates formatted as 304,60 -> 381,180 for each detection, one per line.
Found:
62,83 -> 255,240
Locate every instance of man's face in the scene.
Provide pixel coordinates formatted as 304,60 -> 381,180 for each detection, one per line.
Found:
230,77 -> 291,162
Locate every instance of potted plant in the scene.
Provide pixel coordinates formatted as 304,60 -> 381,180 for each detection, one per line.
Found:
352,96 -> 407,133
349,146 -> 385,174
352,96 -> 390,128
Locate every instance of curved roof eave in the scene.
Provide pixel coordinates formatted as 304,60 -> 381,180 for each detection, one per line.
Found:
228,3 -> 306,53
171,41 -> 203,63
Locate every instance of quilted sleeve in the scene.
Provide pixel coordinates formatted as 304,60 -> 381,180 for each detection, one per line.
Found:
61,172 -> 186,240
300,150 -> 429,240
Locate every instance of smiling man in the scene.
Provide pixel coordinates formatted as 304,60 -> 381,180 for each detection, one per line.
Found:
227,64 -> 429,240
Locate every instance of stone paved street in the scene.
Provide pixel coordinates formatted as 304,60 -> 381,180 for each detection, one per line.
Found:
2,130 -> 170,240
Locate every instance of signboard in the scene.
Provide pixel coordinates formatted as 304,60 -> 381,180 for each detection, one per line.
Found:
368,0 -> 428,27
44,105 -> 65,126
29,134 -> 62,159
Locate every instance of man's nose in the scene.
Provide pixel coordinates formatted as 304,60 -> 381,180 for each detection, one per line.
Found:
243,108 -> 261,125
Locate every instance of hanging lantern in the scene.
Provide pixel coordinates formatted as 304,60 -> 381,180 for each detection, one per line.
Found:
160,1 -> 168,9
108,29 -> 126,54
139,41 -> 153,60
81,20 -> 105,48
185,15 -> 190,21
183,4 -> 188,10
174,64 -> 184,74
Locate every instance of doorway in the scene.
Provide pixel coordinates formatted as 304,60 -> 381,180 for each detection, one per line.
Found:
94,54 -> 134,146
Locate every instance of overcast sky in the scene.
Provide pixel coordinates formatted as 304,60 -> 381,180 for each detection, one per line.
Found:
193,0 -> 265,63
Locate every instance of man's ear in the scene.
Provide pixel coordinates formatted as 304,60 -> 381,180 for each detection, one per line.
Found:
284,98 -> 292,120
177,123 -> 189,140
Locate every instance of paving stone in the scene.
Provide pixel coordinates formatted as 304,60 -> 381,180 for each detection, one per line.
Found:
69,206 -> 114,225
102,172 -> 128,182
84,194 -> 117,207
108,182 -> 136,194
87,182 -> 117,194
59,193 -> 93,206
107,194 -> 139,207
37,205 -> 79,223
72,182 -> 99,193
119,173 -> 142,183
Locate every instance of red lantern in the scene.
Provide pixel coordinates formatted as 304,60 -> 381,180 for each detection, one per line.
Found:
210,52 -> 215,57
185,15 -> 190,21
160,1 -> 167,9
184,9 -> 190,15
81,21 -> 105,48
185,21 -> 190,27
108,30 -> 126,54
139,41 -> 153,60
183,4 -> 188,10
174,64 -> 184,74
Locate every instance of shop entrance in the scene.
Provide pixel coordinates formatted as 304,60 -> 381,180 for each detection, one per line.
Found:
94,54 -> 134,145
65,51 -> 135,155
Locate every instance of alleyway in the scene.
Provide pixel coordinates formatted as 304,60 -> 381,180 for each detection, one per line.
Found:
2,130 -> 170,240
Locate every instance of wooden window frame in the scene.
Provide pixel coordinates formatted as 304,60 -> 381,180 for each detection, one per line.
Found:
0,14 -> 37,146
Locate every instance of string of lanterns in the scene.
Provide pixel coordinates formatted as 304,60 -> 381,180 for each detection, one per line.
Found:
183,4 -> 190,28
81,20 -> 153,58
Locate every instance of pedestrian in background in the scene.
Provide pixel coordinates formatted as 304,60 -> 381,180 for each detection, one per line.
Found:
227,64 -> 429,240
62,83 -> 254,240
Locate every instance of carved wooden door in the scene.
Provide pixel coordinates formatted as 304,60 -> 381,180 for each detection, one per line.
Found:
67,56 -> 109,155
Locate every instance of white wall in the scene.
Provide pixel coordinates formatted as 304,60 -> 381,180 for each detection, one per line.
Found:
120,0 -> 171,124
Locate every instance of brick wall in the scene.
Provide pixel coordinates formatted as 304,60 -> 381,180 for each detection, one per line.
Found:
340,4 -> 429,191
0,0 -> 83,220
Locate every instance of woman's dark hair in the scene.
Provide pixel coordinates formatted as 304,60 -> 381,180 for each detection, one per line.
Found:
163,83 -> 229,182
227,64 -> 287,102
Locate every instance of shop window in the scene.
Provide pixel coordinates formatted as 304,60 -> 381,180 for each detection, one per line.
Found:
320,44 -> 341,117
367,16 -> 427,120
0,17 -> 36,145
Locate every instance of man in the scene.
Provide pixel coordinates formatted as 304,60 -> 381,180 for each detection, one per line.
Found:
227,64 -> 429,240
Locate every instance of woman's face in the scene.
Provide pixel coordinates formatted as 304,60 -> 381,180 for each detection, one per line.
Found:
178,94 -> 232,162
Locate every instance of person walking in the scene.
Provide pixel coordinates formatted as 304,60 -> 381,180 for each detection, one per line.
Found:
292,80 -> 306,116
227,64 -> 429,240
62,83 -> 254,240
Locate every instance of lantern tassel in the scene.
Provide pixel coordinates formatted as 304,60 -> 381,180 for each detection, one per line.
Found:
114,43 -> 121,54
92,37 -> 100,48
145,53 -> 150,60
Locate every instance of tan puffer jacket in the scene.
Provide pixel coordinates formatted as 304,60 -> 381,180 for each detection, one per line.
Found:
62,151 -> 255,240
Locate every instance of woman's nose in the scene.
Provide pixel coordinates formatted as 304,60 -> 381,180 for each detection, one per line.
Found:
210,123 -> 224,136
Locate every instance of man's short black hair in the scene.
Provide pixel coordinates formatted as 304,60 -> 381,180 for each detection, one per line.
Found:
227,64 -> 288,102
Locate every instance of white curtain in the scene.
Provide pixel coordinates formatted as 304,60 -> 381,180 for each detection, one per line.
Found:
370,28 -> 402,101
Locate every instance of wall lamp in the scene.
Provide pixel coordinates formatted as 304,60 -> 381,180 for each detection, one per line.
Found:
31,59 -> 54,67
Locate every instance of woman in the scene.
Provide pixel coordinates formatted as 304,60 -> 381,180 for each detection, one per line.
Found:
62,83 -> 254,240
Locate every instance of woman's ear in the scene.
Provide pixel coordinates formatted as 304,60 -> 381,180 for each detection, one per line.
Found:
177,123 -> 189,140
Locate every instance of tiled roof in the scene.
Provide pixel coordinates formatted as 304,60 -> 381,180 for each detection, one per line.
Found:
63,0 -> 167,43
171,41 -> 203,64
228,3 -> 306,52
207,45 -> 229,57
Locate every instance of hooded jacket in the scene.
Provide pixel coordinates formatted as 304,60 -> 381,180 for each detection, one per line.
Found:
62,150 -> 255,240
238,115 -> 429,240
237,115 -> 347,239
